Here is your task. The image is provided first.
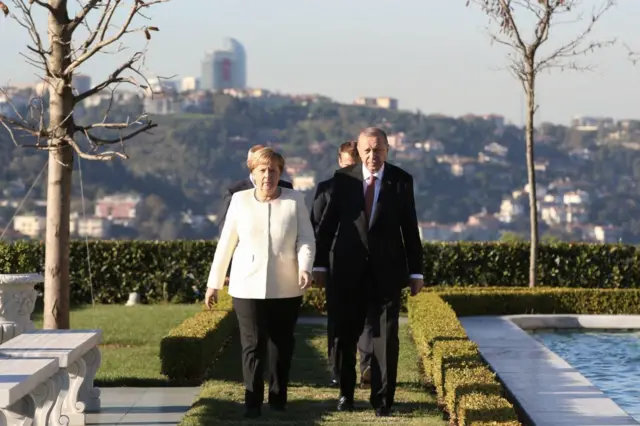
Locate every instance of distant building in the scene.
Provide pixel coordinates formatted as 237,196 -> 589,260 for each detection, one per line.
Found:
95,194 -> 141,227
354,97 -> 398,110
72,74 -> 92,96
201,38 -> 247,91
13,215 -> 45,238
180,77 -> 199,92
70,214 -> 112,239
144,94 -> 176,115
292,174 -> 316,192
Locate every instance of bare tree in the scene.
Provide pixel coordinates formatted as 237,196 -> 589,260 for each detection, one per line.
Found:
469,0 -> 615,287
0,0 -> 167,328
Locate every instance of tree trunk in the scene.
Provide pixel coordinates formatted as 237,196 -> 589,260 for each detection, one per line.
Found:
524,72 -> 539,288
44,1 -> 74,329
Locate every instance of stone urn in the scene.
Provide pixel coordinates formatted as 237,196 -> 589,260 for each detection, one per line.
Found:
125,292 -> 140,306
0,273 -> 41,344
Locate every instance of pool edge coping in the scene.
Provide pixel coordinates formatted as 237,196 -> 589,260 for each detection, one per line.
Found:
459,315 -> 640,426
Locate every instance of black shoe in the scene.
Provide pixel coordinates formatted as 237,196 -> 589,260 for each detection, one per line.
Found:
244,407 -> 261,418
337,396 -> 355,412
375,406 -> 392,417
360,366 -> 371,389
329,378 -> 339,387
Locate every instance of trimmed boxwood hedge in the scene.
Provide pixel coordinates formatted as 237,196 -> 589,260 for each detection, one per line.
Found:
159,288 -> 236,384
408,293 -> 520,425
1,240 -> 639,305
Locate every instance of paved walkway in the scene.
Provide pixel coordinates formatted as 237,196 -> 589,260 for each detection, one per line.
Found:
86,387 -> 200,425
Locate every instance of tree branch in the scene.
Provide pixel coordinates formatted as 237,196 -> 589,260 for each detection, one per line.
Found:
75,120 -> 157,146
68,0 -> 102,32
471,0 -> 615,78
74,51 -> 148,103
65,0 -> 167,76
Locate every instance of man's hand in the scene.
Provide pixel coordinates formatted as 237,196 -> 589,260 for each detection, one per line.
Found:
204,288 -> 218,309
313,270 -> 327,288
409,278 -> 424,296
299,271 -> 312,290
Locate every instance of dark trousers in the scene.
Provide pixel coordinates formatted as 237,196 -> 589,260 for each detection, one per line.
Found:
334,280 -> 400,409
327,287 -> 373,380
233,296 -> 302,409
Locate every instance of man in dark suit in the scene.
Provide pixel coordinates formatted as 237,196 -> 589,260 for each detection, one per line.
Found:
218,145 -> 293,231
310,141 -> 373,389
313,127 -> 424,417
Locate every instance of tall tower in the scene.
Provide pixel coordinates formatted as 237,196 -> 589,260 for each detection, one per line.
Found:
201,52 -> 215,91
212,37 -> 247,91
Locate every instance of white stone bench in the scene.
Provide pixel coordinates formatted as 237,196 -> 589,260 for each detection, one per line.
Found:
0,357 -> 62,426
0,330 -> 102,426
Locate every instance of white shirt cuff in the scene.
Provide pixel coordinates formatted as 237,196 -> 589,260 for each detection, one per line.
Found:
313,267 -> 328,272
409,274 -> 423,280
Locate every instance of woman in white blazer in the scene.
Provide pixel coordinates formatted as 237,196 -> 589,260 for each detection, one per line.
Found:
204,147 -> 316,419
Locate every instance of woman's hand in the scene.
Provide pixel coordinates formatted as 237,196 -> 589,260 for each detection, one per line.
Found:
299,271 -> 312,290
204,288 -> 218,309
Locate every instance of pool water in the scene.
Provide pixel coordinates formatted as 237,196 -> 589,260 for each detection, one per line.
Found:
535,330 -> 640,421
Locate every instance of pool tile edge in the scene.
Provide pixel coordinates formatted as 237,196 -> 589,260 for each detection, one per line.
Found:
460,316 -> 640,426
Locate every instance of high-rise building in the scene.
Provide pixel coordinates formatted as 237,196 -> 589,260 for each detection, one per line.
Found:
72,74 -> 92,95
201,38 -> 247,91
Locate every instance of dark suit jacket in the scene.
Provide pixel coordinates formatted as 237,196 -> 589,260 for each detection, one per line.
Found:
314,163 -> 422,297
310,178 -> 333,234
218,177 -> 293,232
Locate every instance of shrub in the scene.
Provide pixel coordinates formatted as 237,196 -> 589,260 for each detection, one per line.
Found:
3,240 -> 640,306
160,289 -> 236,383
438,287 -> 640,316
408,293 -> 520,425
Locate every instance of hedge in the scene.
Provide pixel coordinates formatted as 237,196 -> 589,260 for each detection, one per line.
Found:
2,240 -> 640,305
408,293 -> 520,425
159,289 -> 236,384
437,287 -> 640,316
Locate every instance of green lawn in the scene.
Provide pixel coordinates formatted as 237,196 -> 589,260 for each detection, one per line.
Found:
32,304 -> 202,386
180,324 -> 446,425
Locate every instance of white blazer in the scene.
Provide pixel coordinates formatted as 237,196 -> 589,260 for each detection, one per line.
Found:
206,187 -> 316,299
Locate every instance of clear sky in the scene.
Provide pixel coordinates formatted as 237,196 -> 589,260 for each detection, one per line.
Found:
0,0 -> 638,125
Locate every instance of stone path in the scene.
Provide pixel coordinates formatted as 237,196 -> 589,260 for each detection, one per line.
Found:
86,387 -> 200,425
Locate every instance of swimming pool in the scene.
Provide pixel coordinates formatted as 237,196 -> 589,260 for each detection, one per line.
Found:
535,330 -> 640,421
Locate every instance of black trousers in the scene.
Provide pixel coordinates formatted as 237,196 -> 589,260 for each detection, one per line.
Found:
233,296 -> 302,409
333,279 -> 400,409
326,283 -> 373,380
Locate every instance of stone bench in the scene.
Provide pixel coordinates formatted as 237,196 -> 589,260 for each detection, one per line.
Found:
0,330 -> 102,426
0,357 -> 62,426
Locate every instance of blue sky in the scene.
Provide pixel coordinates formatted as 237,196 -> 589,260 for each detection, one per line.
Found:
0,0 -> 638,125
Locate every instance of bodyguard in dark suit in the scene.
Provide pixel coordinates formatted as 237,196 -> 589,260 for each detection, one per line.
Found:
310,141 -> 373,389
313,127 -> 424,417
218,145 -> 293,231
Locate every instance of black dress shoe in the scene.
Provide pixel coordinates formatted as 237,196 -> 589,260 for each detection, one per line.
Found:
337,396 -> 355,412
375,406 -> 391,417
244,407 -> 261,418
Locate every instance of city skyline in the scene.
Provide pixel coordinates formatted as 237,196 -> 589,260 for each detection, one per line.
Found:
0,0 -> 638,126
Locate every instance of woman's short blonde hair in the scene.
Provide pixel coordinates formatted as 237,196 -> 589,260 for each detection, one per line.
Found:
248,147 -> 285,173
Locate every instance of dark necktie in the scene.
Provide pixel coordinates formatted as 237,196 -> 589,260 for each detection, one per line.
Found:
364,175 -> 377,223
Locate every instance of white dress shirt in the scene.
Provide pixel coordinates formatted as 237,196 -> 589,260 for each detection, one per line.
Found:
313,163 -> 423,280
207,188 -> 316,299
